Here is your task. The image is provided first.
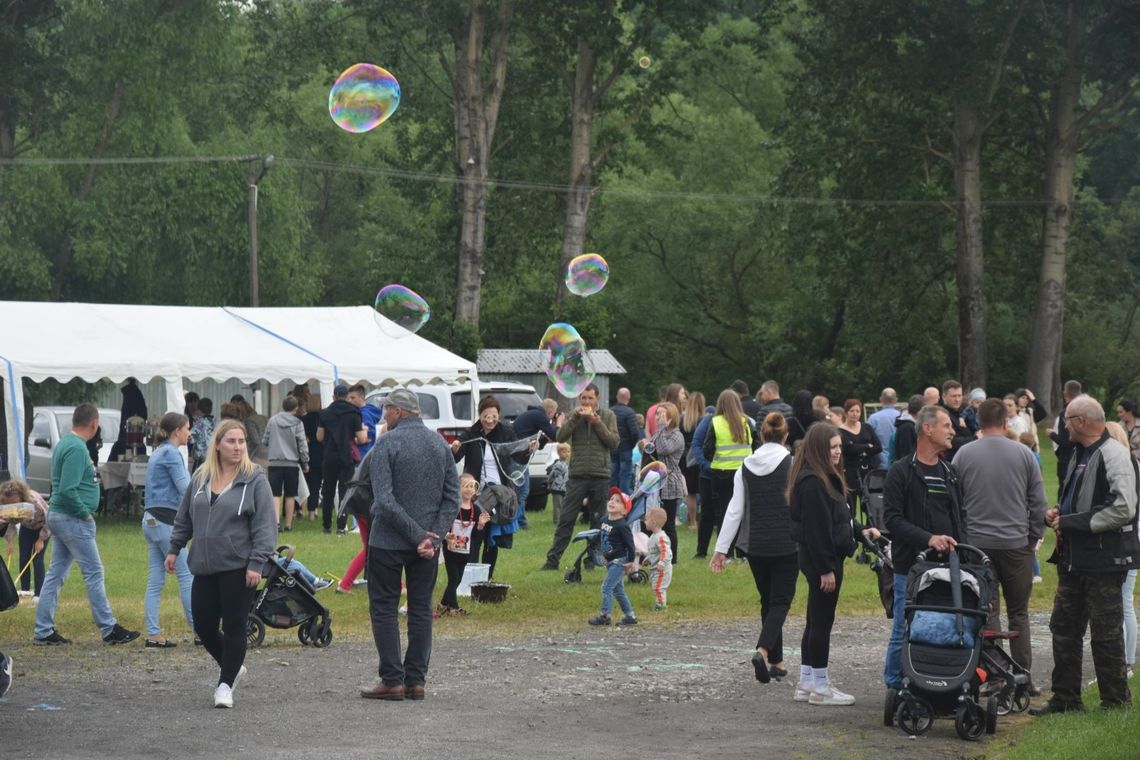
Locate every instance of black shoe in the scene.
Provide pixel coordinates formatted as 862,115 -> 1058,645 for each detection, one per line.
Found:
540,562 -> 559,571
1027,683 -> 1044,697
693,553 -> 707,559
1030,700 -> 1084,716
769,666 -> 788,681
34,630 -> 71,646
144,638 -> 177,649
616,615 -> 639,626
193,637 -> 204,646
323,528 -> 332,534
103,624 -> 141,645
751,650 -> 771,683
0,653 -> 12,698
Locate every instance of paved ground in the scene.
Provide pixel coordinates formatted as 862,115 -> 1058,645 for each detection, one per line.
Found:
1,610 -> 1071,760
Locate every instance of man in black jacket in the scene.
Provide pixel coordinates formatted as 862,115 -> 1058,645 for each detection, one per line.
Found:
609,388 -> 640,493
881,405 -> 966,693
1048,379 -> 1082,500
939,379 -> 976,460
317,384 -> 368,535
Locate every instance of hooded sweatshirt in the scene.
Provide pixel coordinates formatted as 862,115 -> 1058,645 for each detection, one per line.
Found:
892,413 -> 917,464
716,443 -> 794,556
263,410 -> 310,467
168,466 -> 277,577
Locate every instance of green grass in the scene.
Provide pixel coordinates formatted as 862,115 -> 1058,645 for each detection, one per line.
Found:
985,683 -> 1140,759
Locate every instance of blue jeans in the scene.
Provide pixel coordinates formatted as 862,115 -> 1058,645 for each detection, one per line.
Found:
884,572 -> 908,688
35,511 -> 118,639
142,515 -> 194,636
274,556 -> 317,585
600,561 -> 634,618
516,469 -> 530,527
610,450 -> 633,493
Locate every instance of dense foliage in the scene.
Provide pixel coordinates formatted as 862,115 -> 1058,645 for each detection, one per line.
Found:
1,0 -> 1137,407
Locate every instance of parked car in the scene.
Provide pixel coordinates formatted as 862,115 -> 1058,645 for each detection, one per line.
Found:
26,407 -> 122,496
366,381 -> 556,510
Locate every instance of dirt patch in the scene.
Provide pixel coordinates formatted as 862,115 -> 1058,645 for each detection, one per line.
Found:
0,612 -> 1063,759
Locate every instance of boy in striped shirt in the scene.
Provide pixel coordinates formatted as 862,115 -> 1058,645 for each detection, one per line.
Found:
644,507 -> 673,610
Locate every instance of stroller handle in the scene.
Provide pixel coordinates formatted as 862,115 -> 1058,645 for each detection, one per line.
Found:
914,543 -> 989,566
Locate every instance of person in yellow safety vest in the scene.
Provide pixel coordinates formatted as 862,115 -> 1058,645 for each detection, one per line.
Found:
696,389 -> 754,558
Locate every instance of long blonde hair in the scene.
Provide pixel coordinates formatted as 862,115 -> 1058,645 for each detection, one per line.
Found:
682,391 -> 706,433
715,389 -> 749,444
192,419 -> 256,486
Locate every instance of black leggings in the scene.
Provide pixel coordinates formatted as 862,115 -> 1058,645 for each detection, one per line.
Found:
18,526 -> 47,595
697,472 -> 734,556
192,568 -> 256,687
320,463 -> 351,531
440,549 -> 469,609
747,552 -> 799,664
801,562 -> 843,668
660,498 -> 680,564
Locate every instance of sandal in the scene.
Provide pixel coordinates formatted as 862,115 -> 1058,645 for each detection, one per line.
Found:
447,607 -> 468,616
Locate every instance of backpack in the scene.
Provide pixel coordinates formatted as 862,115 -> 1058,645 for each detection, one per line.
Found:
337,447 -> 376,519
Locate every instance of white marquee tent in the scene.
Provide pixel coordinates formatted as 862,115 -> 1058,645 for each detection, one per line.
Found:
0,301 -> 477,478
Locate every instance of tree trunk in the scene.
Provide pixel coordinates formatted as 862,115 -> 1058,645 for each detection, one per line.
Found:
451,0 -> 512,328
952,102 -> 988,391
1026,3 -> 1083,413
555,39 -> 597,309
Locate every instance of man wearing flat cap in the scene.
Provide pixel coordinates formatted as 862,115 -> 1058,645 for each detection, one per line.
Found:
360,389 -> 459,702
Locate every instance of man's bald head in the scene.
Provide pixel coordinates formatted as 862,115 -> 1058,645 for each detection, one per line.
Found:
923,387 -> 940,405
616,387 -> 631,404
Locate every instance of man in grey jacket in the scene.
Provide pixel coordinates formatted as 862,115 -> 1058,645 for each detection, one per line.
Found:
953,398 -> 1048,673
360,389 -> 459,702
263,395 -> 309,531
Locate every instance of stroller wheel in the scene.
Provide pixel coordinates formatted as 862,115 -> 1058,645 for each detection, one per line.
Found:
246,616 -> 266,648
298,621 -> 313,646
895,696 -> 933,736
629,569 -> 648,584
1012,687 -> 1031,713
564,568 -> 581,584
312,618 -> 333,648
954,702 -> 986,741
985,696 -> 998,734
994,690 -> 1013,716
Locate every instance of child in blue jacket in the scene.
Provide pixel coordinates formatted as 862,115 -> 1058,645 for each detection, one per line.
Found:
588,488 -> 638,626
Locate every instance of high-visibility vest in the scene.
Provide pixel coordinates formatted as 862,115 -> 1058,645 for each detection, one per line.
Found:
711,415 -> 751,470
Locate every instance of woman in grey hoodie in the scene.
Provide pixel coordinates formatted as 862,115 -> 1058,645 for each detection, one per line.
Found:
167,419 -> 276,709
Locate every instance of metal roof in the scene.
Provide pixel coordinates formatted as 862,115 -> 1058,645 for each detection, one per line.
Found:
477,348 -> 626,375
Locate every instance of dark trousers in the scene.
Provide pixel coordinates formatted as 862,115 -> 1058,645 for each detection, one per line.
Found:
981,544 -> 1035,669
18,526 -> 47,595
191,569 -> 256,687
440,549 -> 469,609
1049,568 -> 1131,707
304,461 -> 323,514
546,477 -> 610,566
661,498 -> 680,564
468,527 -> 498,578
697,471 -> 734,556
320,460 -> 352,531
368,547 -> 437,686
801,562 -> 843,668
747,552 -> 799,664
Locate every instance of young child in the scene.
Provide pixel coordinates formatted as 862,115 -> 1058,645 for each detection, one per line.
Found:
546,444 -> 570,522
643,506 -> 673,610
438,473 -> 489,617
588,488 -> 638,626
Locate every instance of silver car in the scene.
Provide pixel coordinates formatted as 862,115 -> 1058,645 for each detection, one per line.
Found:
25,406 -> 121,496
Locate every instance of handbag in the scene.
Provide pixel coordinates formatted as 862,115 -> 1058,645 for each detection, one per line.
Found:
0,551 -> 18,613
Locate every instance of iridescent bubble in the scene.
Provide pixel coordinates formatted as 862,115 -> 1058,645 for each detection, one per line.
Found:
637,461 -> 668,494
565,253 -> 609,297
328,63 -> 401,134
374,285 -> 430,335
638,56 -> 652,69
539,322 -> 596,398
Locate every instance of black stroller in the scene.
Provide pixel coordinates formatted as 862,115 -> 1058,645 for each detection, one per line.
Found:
855,469 -> 888,565
564,495 -> 648,585
888,545 -> 997,741
247,545 -> 333,648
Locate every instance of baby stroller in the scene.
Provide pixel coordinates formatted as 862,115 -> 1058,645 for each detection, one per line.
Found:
888,545 -> 997,741
857,532 -> 895,620
564,495 -> 649,585
247,545 -> 333,648
855,469 -> 888,565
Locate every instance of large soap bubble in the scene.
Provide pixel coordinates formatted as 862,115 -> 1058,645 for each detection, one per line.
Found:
374,284 -> 430,336
328,63 -> 401,133
565,253 -> 609,297
539,322 -> 596,397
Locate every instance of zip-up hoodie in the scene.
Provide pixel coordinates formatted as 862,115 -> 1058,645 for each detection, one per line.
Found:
263,411 -> 309,468
168,466 -> 277,576
716,443 -> 794,556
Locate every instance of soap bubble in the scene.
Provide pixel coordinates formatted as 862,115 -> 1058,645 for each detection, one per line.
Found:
565,253 -> 609,297
374,285 -> 430,336
638,56 -> 652,69
637,461 -> 668,494
328,63 -> 401,134
539,322 -> 596,397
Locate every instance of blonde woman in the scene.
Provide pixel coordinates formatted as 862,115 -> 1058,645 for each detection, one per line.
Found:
167,420 -> 276,708
680,391 -> 707,529
643,401 -> 687,562
697,389 -> 753,558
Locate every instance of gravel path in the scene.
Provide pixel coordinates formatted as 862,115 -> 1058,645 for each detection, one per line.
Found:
0,612 -> 1064,759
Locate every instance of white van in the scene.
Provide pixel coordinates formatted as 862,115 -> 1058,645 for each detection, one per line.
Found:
365,382 -> 555,510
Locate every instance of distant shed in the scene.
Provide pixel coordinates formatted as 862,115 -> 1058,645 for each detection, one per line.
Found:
476,348 -> 627,408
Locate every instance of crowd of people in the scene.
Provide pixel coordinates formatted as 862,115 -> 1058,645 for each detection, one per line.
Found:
0,374 -> 1136,718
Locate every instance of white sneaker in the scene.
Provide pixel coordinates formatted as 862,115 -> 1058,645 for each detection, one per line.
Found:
793,682 -> 812,702
232,665 -> 247,692
809,684 -> 856,706
213,683 -> 233,708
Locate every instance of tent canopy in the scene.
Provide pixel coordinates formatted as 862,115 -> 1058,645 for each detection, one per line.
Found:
0,301 -> 476,478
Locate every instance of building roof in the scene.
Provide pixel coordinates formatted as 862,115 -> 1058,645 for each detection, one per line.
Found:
477,348 -> 626,375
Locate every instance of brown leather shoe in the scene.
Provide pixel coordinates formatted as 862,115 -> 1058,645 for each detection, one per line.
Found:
405,683 -> 425,701
360,681 -> 405,701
